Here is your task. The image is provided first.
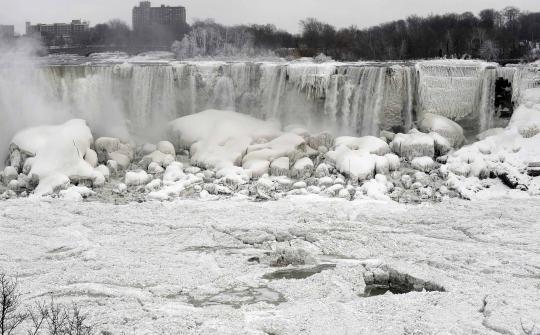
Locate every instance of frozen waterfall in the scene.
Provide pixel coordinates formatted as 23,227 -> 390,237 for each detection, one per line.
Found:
11,59 -> 537,142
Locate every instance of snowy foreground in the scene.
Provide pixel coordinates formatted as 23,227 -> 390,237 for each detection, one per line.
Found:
1,196 -> 539,334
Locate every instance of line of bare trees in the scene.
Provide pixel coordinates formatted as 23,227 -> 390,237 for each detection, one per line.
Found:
297,7 -> 540,61
65,6 -> 540,61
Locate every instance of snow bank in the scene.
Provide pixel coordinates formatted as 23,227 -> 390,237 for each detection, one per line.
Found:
10,119 -> 102,196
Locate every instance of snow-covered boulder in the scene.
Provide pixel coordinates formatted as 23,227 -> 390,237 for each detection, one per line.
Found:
315,163 -> 330,178
157,141 -> 176,156
59,186 -> 95,201
125,170 -> 151,187
412,156 -> 437,173
140,150 -> 175,169
329,146 -> 376,182
390,130 -> 435,160
145,179 -> 163,192
245,133 -> 307,166
429,132 -> 453,156
334,136 -> 390,156
2,166 -> 18,184
96,165 -> 110,181
10,119 -> 103,196
95,137 -> 134,168
163,162 -> 185,184
359,174 -> 392,201
418,113 -> 465,148
95,137 -> 120,162
385,153 -> 401,171
290,157 -> 314,179
270,157 -> 290,177
148,162 -> 165,174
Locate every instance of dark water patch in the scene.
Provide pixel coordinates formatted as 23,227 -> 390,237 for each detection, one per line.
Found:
263,264 -> 336,280
362,266 -> 446,297
187,286 -> 286,309
182,246 -> 246,253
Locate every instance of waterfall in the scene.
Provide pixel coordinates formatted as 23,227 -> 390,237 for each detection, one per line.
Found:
31,59 -> 521,142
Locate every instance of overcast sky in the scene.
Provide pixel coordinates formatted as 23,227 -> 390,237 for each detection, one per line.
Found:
2,0 -> 540,35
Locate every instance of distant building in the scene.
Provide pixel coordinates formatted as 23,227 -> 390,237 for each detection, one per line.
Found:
133,1 -> 187,41
26,20 -> 89,45
0,25 -> 15,39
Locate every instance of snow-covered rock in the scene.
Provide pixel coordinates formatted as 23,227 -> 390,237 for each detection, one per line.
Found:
95,165 -> 110,181
290,157 -> 314,178
59,185 -> 95,201
148,162 -> 165,174
334,136 -> 390,155
2,166 -> 18,184
270,157 -> 290,177
359,174 -> 392,201
329,146 -> 376,182
140,150 -> 175,169
385,153 -> 401,171
418,113 -> 465,148
391,130 -> 435,160
125,170 -> 151,187
412,156 -> 437,173
10,119 -> 103,196
157,141 -> 176,156
163,162 -> 185,184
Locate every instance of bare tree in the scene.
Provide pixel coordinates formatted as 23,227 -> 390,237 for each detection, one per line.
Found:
0,273 -> 27,335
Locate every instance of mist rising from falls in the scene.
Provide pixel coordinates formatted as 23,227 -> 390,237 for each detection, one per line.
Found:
0,38 -> 70,165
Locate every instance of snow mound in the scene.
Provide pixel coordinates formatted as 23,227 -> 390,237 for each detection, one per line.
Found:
418,113 -> 465,148
10,119 -> 102,196
167,110 -> 281,169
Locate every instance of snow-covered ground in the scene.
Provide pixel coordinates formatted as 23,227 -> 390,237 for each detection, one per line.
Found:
1,196 -> 539,334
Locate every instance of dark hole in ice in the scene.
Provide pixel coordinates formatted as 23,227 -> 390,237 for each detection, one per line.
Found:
262,264 -> 336,280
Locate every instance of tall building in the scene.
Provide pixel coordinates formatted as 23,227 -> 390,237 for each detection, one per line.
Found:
132,1 -> 187,38
26,20 -> 89,45
0,25 -> 15,39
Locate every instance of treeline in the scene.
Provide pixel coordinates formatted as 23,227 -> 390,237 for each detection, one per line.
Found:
70,6 -> 540,61
298,7 -> 540,61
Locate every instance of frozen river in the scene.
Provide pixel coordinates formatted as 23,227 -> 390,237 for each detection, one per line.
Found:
1,196 -> 539,334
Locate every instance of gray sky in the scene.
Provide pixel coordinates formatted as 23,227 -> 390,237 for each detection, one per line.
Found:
3,0 -> 540,35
